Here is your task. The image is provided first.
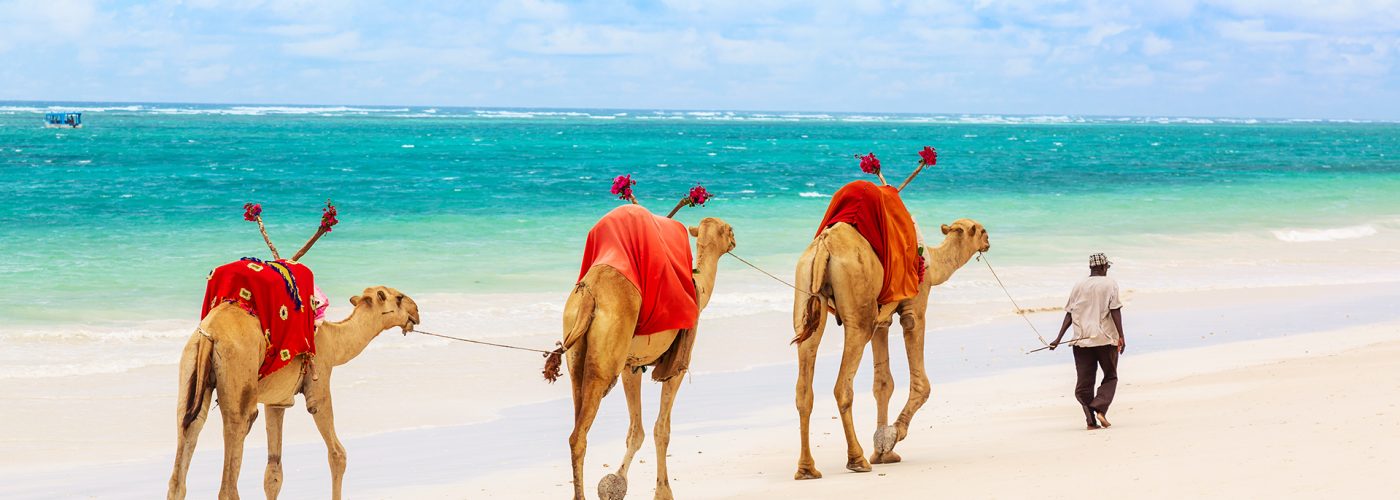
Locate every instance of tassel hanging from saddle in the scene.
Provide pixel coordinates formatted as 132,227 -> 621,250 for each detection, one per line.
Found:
542,343 -> 565,383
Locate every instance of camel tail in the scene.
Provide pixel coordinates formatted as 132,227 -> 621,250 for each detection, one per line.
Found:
792,233 -> 831,345
181,332 -> 215,430
545,282 -> 595,383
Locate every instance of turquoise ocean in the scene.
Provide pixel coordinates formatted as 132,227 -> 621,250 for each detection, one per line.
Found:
3,102 -> 1399,377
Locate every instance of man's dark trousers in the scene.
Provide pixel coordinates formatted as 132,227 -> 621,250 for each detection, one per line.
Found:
1073,344 -> 1118,423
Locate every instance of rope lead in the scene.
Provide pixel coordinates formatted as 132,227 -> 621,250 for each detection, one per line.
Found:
415,330 -> 558,355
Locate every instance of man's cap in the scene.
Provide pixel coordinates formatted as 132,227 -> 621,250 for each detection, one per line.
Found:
1089,253 -> 1111,267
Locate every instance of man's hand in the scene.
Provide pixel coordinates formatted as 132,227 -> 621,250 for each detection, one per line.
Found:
1050,312 -> 1073,351
1118,338 -> 1126,354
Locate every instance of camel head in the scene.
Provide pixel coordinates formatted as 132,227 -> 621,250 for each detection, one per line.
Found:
940,218 -> 991,253
688,217 -> 736,257
349,286 -> 420,334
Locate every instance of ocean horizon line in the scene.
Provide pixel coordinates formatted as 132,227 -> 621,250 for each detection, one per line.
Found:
2,99 -> 1394,124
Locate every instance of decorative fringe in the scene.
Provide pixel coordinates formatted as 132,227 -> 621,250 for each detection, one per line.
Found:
542,343 -> 565,383
652,328 -> 695,382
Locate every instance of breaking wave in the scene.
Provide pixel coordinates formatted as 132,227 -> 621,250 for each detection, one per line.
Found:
1271,225 -> 1378,242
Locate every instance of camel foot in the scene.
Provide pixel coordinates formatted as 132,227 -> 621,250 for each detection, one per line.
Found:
870,450 -> 902,464
794,466 -> 823,480
654,483 -> 674,500
873,425 -> 898,454
598,473 -> 627,500
846,457 -> 872,473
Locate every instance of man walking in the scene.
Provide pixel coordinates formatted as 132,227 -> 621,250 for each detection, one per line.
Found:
1050,253 -> 1125,430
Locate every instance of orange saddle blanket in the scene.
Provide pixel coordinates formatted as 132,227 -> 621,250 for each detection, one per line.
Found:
815,180 -> 922,304
577,204 -> 698,336
202,258 -> 317,378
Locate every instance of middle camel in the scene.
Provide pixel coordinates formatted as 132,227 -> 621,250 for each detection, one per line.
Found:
791,180 -> 990,479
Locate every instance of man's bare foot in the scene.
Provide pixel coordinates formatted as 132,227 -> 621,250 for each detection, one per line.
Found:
1095,411 -> 1112,428
1086,424 -> 1101,430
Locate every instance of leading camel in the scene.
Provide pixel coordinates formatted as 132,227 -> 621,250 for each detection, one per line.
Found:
167,285 -> 419,500
557,216 -> 735,500
791,218 -> 989,479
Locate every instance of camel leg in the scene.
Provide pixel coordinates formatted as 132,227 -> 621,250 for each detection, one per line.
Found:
834,321 -> 874,473
793,311 -> 827,480
893,301 -> 931,445
213,341 -> 260,500
570,365 -> 621,500
567,347 -> 586,419
598,369 -> 645,500
215,387 -> 259,500
305,378 -> 348,500
264,405 -> 287,500
569,331 -> 629,500
167,337 -> 214,500
653,372 -> 685,500
869,321 -> 902,464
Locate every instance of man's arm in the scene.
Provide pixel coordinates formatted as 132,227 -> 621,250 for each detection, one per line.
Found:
1049,312 -> 1073,350
1111,307 -> 1125,354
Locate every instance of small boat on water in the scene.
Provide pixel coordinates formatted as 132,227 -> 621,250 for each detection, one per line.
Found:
45,112 -> 83,128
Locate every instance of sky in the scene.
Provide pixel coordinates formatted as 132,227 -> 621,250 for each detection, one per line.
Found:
1,0 -> 1398,119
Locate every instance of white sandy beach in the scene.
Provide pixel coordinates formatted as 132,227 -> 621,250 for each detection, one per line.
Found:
2,277 -> 1399,499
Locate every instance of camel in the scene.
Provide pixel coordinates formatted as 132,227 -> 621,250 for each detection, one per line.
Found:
556,216 -> 735,500
167,285 -> 419,500
790,218 -> 989,479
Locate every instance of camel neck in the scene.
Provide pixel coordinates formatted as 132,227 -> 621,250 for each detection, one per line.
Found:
925,238 -> 976,286
692,248 -> 722,311
315,306 -> 382,366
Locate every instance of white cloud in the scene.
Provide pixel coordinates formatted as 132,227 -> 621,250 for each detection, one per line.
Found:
181,63 -> 230,85
1084,23 -> 1130,45
1088,64 -> 1155,88
0,0 -> 1395,119
1142,33 -> 1172,55
1207,0 -> 1400,32
283,32 -> 361,58
509,26 -> 668,56
491,0 -> 569,22
0,0 -> 100,47
265,24 -> 337,37
1218,20 -> 1319,43
1003,57 -> 1033,77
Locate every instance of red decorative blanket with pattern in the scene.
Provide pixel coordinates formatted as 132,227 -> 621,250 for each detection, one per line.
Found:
202,259 -> 317,378
577,204 -> 698,336
816,180 -> 922,304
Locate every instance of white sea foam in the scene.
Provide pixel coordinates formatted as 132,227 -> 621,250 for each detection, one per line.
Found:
798,191 -> 827,198
1271,225 -> 1379,242
144,105 -> 408,116
0,357 -> 170,379
4,324 -> 190,342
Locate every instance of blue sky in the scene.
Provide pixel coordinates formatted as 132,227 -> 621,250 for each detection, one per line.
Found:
2,0 -> 1397,119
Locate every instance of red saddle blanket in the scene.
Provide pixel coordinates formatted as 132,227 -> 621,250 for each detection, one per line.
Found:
202,259 -> 317,378
816,180 -> 922,304
578,204 -> 698,336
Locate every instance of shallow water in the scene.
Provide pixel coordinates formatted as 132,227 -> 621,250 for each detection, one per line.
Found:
2,102 -> 1398,376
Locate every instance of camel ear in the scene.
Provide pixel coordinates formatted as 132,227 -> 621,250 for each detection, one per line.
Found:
941,224 -> 952,235
350,295 -> 362,307
688,226 -> 700,237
